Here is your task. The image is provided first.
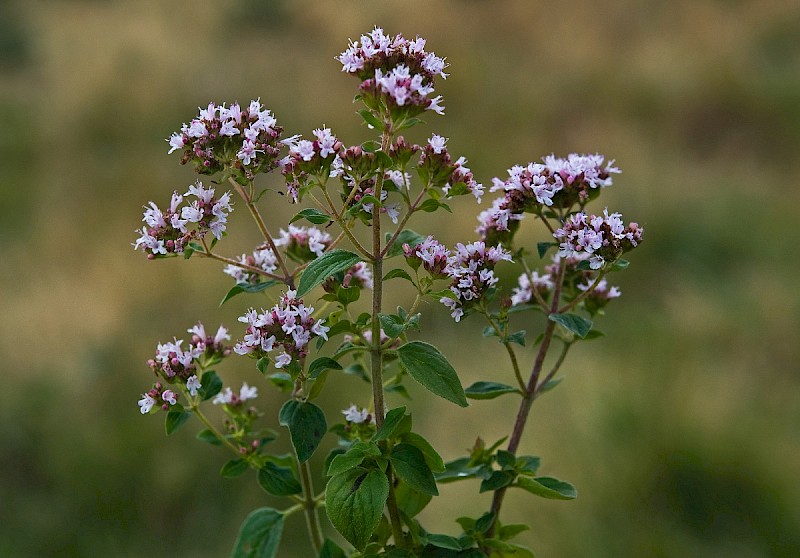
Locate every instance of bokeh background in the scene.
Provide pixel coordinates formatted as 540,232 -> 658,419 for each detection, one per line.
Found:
2,1 -> 800,556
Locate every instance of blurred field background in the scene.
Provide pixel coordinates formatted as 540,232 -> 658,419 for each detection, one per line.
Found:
2,0 -> 800,556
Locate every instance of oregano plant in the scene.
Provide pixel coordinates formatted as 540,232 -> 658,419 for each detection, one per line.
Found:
133,27 -> 644,558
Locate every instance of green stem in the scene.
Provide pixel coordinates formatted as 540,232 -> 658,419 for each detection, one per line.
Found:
188,400 -> 243,458
379,185 -> 428,259
320,184 -> 372,259
197,241 -> 284,282
483,313 -> 526,393
558,270 -> 607,314
298,459 -> 324,554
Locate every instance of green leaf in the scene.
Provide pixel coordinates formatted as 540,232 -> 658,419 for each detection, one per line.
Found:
548,313 -> 593,338
475,511 -> 496,534
464,382 -> 518,400
610,258 -> 630,271
506,330 -> 526,346
297,250 -> 362,297
537,242 -> 557,259
383,268 -> 414,283
307,369 -> 329,401
229,507 -> 284,558
385,229 -> 427,258
418,198 -> 449,213
327,441 -> 382,477
268,372 -> 292,392
425,534 -> 463,550
436,457 -> 482,483
165,410 -> 191,435
515,476 -> 577,500
496,450 -> 516,469
400,432 -> 445,473
308,357 -> 343,379
397,341 -> 468,407
372,406 -> 409,442
278,400 -> 327,463
480,471 -> 516,493
220,458 -> 249,478
257,357 -> 270,374
220,280 -> 277,306
391,443 -> 439,496
394,480 -> 433,518
196,428 -> 222,446
361,140 -> 381,153
326,468 -> 389,550
515,456 -> 541,476
200,370 -> 223,401
319,538 -> 347,558
289,208 -> 332,225
257,462 -> 302,496
498,524 -> 530,542
538,377 -> 564,394
358,108 -> 384,130
379,313 -> 406,338
583,329 -> 605,340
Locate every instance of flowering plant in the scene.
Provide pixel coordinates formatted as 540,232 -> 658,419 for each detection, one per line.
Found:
133,27 -> 643,557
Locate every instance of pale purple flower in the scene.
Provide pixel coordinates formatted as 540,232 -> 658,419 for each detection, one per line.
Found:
428,134 -> 448,154
167,132 -> 185,154
224,246 -> 279,283
342,404 -> 371,424
239,383 -> 258,401
186,375 -> 202,397
161,390 -> 177,406
138,394 -> 156,414
440,241 -> 512,321
274,352 -> 292,369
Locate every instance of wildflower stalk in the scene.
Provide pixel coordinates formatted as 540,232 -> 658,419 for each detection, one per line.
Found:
298,459 -> 324,554
198,237 -> 284,281
486,258 -> 567,538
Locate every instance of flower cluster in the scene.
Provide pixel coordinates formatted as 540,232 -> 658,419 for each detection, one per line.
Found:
441,241 -> 513,321
223,245 -> 278,284
167,99 -> 285,178
404,235 -> 450,278
133,182 -> 233,258
282,128 -> 342,202
147,322 -> 231,382
553,209 -> 643,269
338,27 -> 447,119
212,383 -> 258,407
138,382 -> 180,414
477,154 -> 620,244
234,291 -> 330,369
274,225 -> 332,263
419,135 -> 483,203
510,270 -> 555,306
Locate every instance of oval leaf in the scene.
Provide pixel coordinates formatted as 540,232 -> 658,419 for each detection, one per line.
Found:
221,458 -> 250,479
548,313 -> 592,338
257,462 -> 302,496
290,208 -> 332,225
391,443 -> 439,496
397,341 -> 468,407
296,250 -> 362,297
279,400 -> 327,463
165,410 -> 191,435
326,468 -> 389,550
308,356 -> 343,379
515,476 -> 577,500
229,507 -> 284,558
464,381 -> 519,400
399,432 -> 445,473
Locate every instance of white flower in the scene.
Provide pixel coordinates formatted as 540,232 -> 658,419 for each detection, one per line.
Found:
342,405 -> 370,424
274,352 -> 292,369
428,134 -> 448,154
186,375 -> 202,397
212,387 -> 234,405
138,394 -> 156,414
162,390 -> 178,405
239,383 -> 258,401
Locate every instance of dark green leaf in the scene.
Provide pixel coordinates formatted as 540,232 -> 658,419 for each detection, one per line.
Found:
372,406 -> 408,442
515,476 -> 577,500
385,230 -> 427,258
200,370 -> 223,401
386,384 -> 411,399
515,456 -> 541,476
400,432 -> 445,473
464,382 -> 518,400
165,410 -> 191,435
257,462 -> 302,496
538,376 -> 564,394
326,468 -> 389,550
256,357 -> 270,374
296,250 -> 362,298
319,538 -> 346,558
391,443 -> 438,495
397,341 -> 468,407
229,507 -> 284,558
327,441 -> 381,477
220,280 -> 277,306
537,242 -> 557,259
394,480 -> 433,518
308,357 -> 343,379
475,512 -> 496,534
498,524 -> 530,542
379,313 -> 406,338
436,457 -> 482,483
289,208 -> 332,225
548,313 -> 592,338
425,534 -> 463,550
220,458 -> 249,478
383,268 -> 415,283
496,450 -> 516,469
479,471 -> 516,493
583,329 -> 605,340
506,330 -> 526,346
278,400 -> 327,463
361,140 -> 381,153
358,109 -> 383,130
196,428 -> 222,446
268,372 -> 292,392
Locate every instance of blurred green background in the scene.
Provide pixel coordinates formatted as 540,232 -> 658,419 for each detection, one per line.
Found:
2,1 -> 799,556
